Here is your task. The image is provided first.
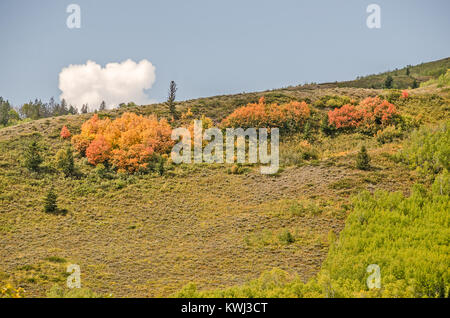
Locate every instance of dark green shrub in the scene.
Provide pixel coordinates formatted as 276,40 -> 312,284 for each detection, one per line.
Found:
94,163 -> 107,178
23,140 -> 43,172
320,114 -> 336,136
384,75 -> 393,88
278,230 -> 295,245
356,146 -> 371,170
0,97 -> 12,126
303,121 -> 312,141
156,155 -> 166,176
263,92 -> 294,104
43,188 -> 58,213
55,147 -> 74,177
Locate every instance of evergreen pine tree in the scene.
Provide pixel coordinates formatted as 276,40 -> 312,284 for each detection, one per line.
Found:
0,97 -> 11,126
81,104 -> 88,114
167,81 -> 178,120
43,187 -> 58,213
303,121 -> 312,140
157,156 -> 165,176
384,75 -> 394,89
60,99 -> 69,115
356,145 -> 371,170
23,140 -> 43,172
68,105 -> 78,115
320,114 -> 335,136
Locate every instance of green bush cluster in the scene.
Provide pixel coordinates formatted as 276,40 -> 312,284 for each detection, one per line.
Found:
382,90 -> 402,103
320,178 -> 449,298
375,125 -> 404,144
313,95 -> 353,109
55,147 -> 75,177
0,97 -> 21,127
278,230 -> 295,245
280,139 -> 319,167
174,268 -> 316,298
420,69 -> 450,88
288,200 -> 321,217
398,121 -> 449,176
263,92 -> 295,105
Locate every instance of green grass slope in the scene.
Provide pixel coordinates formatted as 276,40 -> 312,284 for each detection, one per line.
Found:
332,57 -> 450,89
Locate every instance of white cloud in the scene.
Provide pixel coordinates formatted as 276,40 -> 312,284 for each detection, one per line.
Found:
58,59 -> 156,111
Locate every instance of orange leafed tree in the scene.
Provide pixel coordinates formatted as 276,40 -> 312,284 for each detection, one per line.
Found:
60,125 -> 71,139
110,144 -> 154,173
85,135 -> 111,165
221,97 -> 310,132
72,113 -> 174,173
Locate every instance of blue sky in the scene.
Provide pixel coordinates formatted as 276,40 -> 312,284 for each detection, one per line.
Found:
0,0 -> 449,107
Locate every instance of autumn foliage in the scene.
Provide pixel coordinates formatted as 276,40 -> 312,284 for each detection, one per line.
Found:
221,97 -> 310,132
401,90 -> 409,99
72,113 -> 174,173
60,125 -> 71,139
328,97 -> 397,132
85,135 -> 111,165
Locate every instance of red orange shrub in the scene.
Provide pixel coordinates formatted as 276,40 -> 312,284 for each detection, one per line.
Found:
111,145 -> 154,173
60,125 -> 71,139
401,90 -> 409,99
327,104 -> 362,129
72,113 -> 174,173
328,97 -> 397,132
221,97 -> 310,132
85,136 -> 111,165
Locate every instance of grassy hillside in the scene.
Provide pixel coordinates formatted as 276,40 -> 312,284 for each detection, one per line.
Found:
0,58 -> 449,298
332,57 -> 450,89
176,125 -> 449,298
